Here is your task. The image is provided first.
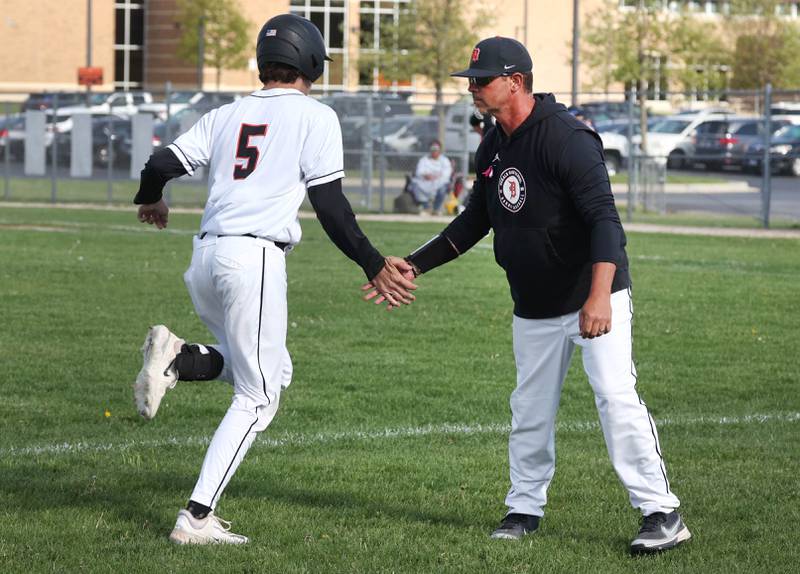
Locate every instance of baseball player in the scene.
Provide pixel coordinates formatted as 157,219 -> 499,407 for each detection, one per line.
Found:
132,13 -> 416,545
368,37 -> 690,554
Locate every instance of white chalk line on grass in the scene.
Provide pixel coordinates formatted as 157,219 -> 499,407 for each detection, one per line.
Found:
0,219 -> 196,236
2,412 -> 798,459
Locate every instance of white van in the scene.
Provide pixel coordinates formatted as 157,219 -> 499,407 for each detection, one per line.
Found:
771,102 -> 800,125
440,98 -> 482,166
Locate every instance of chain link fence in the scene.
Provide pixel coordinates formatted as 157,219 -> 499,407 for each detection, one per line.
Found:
1,85 -> 799,225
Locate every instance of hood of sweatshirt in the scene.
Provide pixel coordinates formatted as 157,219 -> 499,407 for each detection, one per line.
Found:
495,93 -> 569,142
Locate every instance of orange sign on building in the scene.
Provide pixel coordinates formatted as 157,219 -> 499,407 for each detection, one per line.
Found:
78,67 -> 103,86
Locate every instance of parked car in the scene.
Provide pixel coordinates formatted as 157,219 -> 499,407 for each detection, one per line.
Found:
570,100 -> 643,125
138,91 -> 239,121
151,111 -> 198,150
44,109 -> 81,135
597,131 -> 627,176
743,124 -> 800,176
640,112 -> 732,168
340,116 -> 370,169
1,113 -> 59,159
54,91 -> 153,119
770,101 -> 800,125
0,114 -> 26,159
438,97 -> 482,161
53,115 -> 134,167
690,117 -> 791,170
22,92 -> 87,111
370,115 -> 440,169
150,102 -> 218,149
581,100 -> 642,118
595,120 -> 653,175
318,92 -> 413,121
595,119 -> 642,135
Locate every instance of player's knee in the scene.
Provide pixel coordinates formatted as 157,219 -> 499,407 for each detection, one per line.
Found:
175,344 -> 224,381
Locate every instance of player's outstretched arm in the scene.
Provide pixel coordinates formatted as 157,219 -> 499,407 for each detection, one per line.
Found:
133,148 -> 189,230
308,179 -> 417,308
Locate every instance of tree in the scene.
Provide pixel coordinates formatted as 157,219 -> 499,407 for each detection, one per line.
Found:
176,0 -> 251,91
668,15 -> 730,98
359,0 -> 493,145
580,1 -> 670,153
579,5 -> 620,97
725,0 -> 800,89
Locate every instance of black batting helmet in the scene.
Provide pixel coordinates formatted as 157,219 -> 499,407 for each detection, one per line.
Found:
256,14 -> 331,83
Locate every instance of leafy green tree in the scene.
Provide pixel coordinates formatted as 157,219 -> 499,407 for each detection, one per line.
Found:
579,5 -> 621,96
176,0 -> 251,91
725,0 -> 800,88
580,1 -> 669,152
668,15 -> 730,97
359,0 -> 493,145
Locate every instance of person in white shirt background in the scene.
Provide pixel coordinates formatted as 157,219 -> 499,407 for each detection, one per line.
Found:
409,140 -> 453,214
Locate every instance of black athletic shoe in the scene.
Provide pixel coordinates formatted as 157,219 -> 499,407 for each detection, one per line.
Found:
490,513 -> 540,540
630,511 -> 692,555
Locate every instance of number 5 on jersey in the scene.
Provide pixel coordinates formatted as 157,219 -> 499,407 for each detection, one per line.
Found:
234,124 -> 268,180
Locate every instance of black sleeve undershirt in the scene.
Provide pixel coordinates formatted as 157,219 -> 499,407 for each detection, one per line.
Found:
133,147 -> 188,205
405,178 -> 490,274
307,179 -> 385,281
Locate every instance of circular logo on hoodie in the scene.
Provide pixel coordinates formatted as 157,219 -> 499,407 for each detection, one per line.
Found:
498,167 -> 526,212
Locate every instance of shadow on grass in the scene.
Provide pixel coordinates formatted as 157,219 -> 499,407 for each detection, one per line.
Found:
2,458 -> 474,540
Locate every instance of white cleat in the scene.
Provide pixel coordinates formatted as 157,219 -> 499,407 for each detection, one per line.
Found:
169,509 -> 249,545
134,325 -> 184,420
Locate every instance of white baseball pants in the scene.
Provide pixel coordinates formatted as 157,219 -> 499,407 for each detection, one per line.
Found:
506,288 -> 681,517
183,234 -> 292,509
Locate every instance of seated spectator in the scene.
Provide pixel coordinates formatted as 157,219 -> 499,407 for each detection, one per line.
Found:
407,140 -> 452,215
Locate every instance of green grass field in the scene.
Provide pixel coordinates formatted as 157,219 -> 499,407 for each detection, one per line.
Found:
1,206 -> 798,573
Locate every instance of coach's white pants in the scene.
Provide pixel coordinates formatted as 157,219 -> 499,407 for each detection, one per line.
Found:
183,235 -> 292,509
506,288 -> 681,517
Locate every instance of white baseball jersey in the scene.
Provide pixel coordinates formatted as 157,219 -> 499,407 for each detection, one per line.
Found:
168,88 -> 345,245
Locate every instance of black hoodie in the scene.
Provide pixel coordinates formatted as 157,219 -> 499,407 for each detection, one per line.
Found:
441,93 -> 630,319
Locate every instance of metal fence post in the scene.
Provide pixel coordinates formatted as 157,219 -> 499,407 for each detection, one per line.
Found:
50,93 -> 59,203
378,97 -> 386,213
626,87 -> 635,222
164,81 -> 172,205
107,103 -> 113,203
364,96 -> 373,210
461,99 -> 470,178
761,83 -> 772,229
3,101 -> 10,200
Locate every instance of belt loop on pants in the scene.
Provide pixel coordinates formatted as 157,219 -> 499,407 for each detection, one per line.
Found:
198,232 -> 289,251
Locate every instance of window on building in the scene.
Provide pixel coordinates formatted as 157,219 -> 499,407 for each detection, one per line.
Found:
290,0 -> 348,91
620,0 -> 672,9
624,53 -> 669,101
777,1 -> 799,17
684,62 -> 730,101
647,54 -> 669,101
358,0 -> 412,90
627,0 -> 790,15
114,1 -> 145,91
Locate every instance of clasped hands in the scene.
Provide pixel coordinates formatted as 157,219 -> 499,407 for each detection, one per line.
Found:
362,256 -> 418,311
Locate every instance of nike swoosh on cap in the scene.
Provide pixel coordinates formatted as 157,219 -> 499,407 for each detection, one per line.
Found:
504,64 -> 516,70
